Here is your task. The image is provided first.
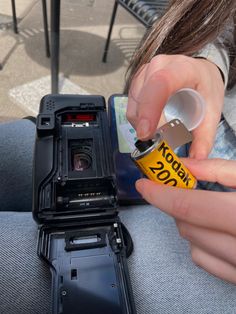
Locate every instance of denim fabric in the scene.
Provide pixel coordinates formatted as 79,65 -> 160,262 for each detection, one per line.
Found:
120,205 -> 236,314
199,119 -> 236,191
0,212 -> 51,314
0,119 -> 35,211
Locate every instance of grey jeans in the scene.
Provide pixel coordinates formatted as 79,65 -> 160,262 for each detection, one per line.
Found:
0,119 -> 236,314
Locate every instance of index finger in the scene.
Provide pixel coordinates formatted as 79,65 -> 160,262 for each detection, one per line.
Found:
182,158 -> 236,189
136,179 -> 236,236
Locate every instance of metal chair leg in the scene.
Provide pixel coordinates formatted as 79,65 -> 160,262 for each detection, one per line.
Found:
102,0 -> 118,63
51,0 -> 61,94
11,0 -> 18,34
42,0 -> 50,58
11,0 -> 50,60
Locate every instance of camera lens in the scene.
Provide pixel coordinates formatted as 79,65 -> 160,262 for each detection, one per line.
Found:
73,152 -> 91,171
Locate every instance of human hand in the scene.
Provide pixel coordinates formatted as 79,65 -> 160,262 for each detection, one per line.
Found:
135,158 -> 236,284
127,55 -> 225,159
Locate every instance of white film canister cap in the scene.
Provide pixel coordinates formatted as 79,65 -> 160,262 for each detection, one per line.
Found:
163,88 -> 206,131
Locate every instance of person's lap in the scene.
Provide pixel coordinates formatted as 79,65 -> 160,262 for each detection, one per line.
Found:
120,206 -> 236,314
0,118 -> 236,313
0,119 -> 35,211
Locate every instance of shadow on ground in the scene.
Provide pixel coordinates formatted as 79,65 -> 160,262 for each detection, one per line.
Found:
24,29 -> 126,76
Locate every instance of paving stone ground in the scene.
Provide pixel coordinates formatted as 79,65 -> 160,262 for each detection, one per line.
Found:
0,0 -> 144,122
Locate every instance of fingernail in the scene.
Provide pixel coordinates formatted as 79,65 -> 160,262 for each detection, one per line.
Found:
137,119 -> 150,139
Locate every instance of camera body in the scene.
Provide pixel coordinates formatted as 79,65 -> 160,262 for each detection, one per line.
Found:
33,95 -> 135,314
33,94 -> 117,223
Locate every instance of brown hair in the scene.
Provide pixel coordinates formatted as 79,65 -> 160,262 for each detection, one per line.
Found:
125,0 -> 236,92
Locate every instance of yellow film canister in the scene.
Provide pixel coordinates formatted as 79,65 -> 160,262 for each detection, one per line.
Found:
131,134 -> 197,189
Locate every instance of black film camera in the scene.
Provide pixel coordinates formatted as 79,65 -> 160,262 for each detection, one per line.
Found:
33,95 -> 136,314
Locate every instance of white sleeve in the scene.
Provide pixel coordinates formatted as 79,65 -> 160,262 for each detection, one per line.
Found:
194,19 -> 234,89
195,43 -> 230,88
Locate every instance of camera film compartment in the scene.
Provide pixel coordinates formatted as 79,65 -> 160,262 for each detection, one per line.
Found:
54,120 -> 116,212
50,107 -> 117,215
